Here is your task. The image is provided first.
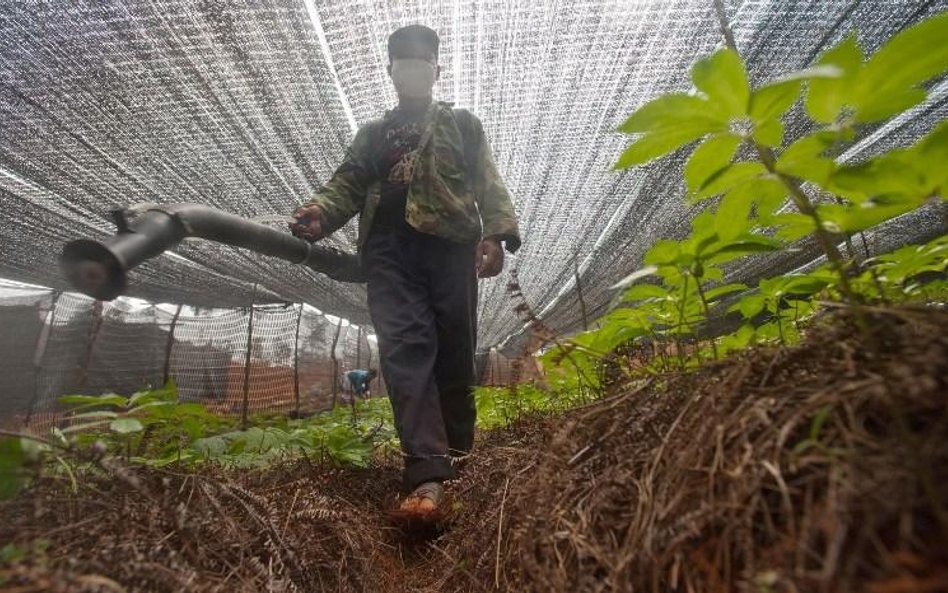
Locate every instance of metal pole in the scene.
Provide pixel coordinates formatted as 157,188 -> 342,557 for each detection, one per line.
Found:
27,291 -> 61,426
355,326 -> 362,369
163,303 -> 183,386
241,284 -> 258,430
77,300 -> 104,389
329,318 -> 343,409
365,334 -> 374,396
293,304 -> 303,417
573,250 -> 589,331
346,326 -> 358,425
492,349 -> 499,386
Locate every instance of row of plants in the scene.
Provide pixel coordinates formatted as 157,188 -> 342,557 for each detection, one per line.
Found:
542,12 -> 948,379
474,382 -> 589,430
0,382 -> 401,500
2,375 -> 584,499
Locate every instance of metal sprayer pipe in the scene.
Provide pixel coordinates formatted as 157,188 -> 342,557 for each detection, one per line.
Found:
60,203 -> 365,301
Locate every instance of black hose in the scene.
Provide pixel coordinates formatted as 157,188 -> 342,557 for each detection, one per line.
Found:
60,203 -> 365,301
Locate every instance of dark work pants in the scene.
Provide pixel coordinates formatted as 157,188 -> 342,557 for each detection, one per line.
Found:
363,228 -> 478,490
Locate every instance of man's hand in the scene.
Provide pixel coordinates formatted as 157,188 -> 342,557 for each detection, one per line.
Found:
475,237 -> 504,278
289,204 -> 327,241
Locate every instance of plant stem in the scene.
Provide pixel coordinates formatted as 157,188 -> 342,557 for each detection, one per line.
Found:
713,0 -> 860,307
692,273 -> 719,360
675,275 -> 691,370
712,0 -> 738,52
647,329 -> 670,372
756,136 -> 869,317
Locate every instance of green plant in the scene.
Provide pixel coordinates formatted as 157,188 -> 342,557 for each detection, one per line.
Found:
546,13 -> 948,377
0,382 -> 402,501
191,398 -> 397,468
851,235 -> 948,302
616,13 -> 948,304
474,383 -> 587,430
58,380 -> 229,461
0,436 -> 40,500
730,270 -> 834,345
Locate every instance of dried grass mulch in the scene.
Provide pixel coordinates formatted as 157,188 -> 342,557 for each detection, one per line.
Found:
2,307 -> 947,593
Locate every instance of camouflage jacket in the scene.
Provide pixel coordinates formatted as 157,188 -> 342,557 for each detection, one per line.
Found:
304,101 -> 521,254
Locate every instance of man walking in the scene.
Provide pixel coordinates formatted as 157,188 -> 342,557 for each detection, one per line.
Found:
290,25 -> 520,518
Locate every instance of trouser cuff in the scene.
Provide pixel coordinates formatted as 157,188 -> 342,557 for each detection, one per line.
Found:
403,455 -> 456,491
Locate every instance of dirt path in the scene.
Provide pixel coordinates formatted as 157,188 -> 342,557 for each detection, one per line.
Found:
2,309 -> 947,592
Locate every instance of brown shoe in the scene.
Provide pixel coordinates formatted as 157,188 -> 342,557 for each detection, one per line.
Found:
399,481 -> 444,515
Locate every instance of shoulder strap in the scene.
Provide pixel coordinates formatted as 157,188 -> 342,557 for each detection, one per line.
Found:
452,108 -> 477,177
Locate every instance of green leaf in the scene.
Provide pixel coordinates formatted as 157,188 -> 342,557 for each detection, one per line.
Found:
753,117 -> 785,147
618,93 -> 724,134
780,274 -> 834,297
66,411 -> 119,421
691,48 -> 750,118
853,12 -> 948,123
192,435 -> 229,458
109,418 -> 145,434
915,120 -> 948,194
703,266 -> 724,283
685,134 -> 742,194
690,210 -> 718,242
696,162 -> 768,200
644,240 -> 682,266
704,283 -> 748,301
770,213 -> 818,241
805,34 -> 865,123
855,89 -> 927,125
817,202 -> 916,233
743,178 -> 789,222
715,189 -> 754,241
574,311 -> 651,355
750,79 -> 802,123
775,132 -> 838,186
58,394 -> 128,410
689,233 -> 718,260
759,276 -> 794,299
615,127 -> 714,169
770,64 -> 844,84
720,323 -> 756,352
918,120 -> 948,165
828,150 -> 927,205
869,236 -> 948,284
610,265 -> 659,290
129,384 -> 177,408
0,438 -> 30,500
734,294 -> 766,319
704,235 -> 782,263
60,420 -> 113,434
131,401 -> 177,415
623,283 -> 669,301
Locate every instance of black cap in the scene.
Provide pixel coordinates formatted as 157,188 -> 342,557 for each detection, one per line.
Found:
387,25 -> 439,62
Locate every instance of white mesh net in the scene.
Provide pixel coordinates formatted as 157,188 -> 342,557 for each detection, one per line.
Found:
1,0 -> 945,358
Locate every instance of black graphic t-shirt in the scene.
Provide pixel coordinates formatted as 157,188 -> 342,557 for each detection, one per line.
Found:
372,109 -> 425,232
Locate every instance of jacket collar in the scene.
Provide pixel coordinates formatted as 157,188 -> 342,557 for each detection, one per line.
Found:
383,100 -> 454,121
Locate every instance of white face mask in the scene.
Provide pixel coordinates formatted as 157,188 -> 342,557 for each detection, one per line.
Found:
390,58 -> 437,99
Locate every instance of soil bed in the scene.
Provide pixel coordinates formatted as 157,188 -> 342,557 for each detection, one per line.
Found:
2,308 -> 947,592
